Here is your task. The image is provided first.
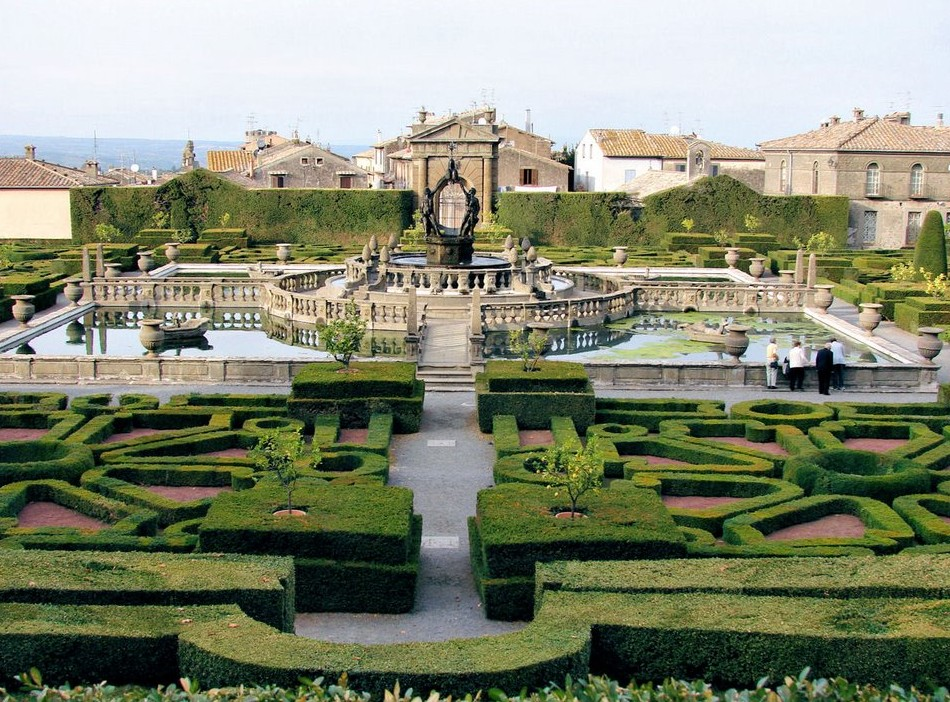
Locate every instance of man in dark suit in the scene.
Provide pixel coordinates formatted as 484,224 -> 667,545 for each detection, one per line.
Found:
815,341 -> 834,396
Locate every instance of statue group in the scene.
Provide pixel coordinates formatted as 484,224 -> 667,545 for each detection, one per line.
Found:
420,156 -> 481,265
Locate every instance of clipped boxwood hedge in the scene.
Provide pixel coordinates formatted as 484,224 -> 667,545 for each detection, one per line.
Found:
722,495 -> 915,553
0,550 -> 295,632
0,440 -> 95,486
475,362 -> 595,433
491,415 -> 579,458
595,398 -> 726,432
830,401 -> 950,432
892,493 -> 950,544
0,602 -> 240,686
730,399 -> 834,431
631,472 -> 803,533
782,448 -> 932,502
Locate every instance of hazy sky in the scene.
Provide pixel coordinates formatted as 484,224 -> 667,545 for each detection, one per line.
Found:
2,0 -> 947,149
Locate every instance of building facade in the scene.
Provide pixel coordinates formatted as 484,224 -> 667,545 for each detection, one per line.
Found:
759,109 -> 950,248
574,129 -> 763,192
207,131 -> 368,189
0,145 -> 117,240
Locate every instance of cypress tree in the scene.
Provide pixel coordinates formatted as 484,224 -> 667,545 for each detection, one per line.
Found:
913,210 -> 948,276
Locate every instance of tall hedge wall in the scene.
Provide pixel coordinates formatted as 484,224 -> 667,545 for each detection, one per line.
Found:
495,176 -> 849,248
71,170 -> 414,244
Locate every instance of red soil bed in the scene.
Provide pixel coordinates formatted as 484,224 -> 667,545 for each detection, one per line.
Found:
842,438 -> 908,452
144,486 -> 231,502
0,428 -> 47,441
102,427 -> 164,444
338,428 -> 369,444
520,429 -> 554,446
662,495 -> 744,509
17,502 -> 110,530
706,436 -> 789,456
204,448 -> 248,458
940,515 -> 950,526
765,514 -> 865,540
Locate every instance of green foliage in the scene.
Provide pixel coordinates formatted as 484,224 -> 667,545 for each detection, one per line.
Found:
538,438 -> 604,517
508,328 -> 550,371
891,261 -> 922,282
249,429 -> 321,513
323,302 -> 367,367
681,217 -> 695,233
744,213 -> 761,232
71,170 -> 413,244
94,223 -> 126,243
495,192 -> 641,246
914,210 -> 948,277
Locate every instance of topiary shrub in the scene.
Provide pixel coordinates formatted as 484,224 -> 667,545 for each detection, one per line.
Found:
913,210 -> 947,277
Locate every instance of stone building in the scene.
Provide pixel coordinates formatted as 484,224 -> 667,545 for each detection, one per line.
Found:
0,145 -> 117,239
206,130 -> 368,189
758,108 -> 950,248
365,107 -> 569,203
575,129 -> 763,192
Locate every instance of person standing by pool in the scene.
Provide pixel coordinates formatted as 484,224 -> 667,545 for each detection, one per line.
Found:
765,337 -> 780,389
787,340 -> 806,391
830,337 -> 846,390
815,341 -> 834,396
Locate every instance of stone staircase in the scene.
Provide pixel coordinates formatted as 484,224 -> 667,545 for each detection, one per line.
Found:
417,320 -> 476,391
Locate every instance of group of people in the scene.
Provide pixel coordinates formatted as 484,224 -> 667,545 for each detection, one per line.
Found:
765,337 -> 845,394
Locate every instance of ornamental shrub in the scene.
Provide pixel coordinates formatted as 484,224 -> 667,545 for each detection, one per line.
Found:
913,210 -> 947,277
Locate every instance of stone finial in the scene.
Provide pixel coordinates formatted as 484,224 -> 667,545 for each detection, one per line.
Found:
520,237 -> 531,252
369,234 -> 378,252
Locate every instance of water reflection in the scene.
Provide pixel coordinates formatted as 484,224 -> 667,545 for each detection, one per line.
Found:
484,312 -> 891,365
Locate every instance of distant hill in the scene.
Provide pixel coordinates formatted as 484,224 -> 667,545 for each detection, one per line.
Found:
0,135 -> 369,173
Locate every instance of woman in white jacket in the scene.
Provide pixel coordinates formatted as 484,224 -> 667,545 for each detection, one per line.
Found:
787,340 -> 806,391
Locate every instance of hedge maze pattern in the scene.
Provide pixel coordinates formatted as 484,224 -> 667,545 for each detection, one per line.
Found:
2,382 -> 950,693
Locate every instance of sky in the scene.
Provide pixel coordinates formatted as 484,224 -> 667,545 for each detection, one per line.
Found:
2,0 -> 948,150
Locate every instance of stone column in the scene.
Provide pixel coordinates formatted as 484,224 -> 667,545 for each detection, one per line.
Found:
95,243 -> 105,278
406,285 -> 418,335
81,246 -> 92,282
806,253 -> 817,288
794,248 -> 804,284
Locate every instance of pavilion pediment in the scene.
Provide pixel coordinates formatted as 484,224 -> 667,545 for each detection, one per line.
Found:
410,119 -> 501,144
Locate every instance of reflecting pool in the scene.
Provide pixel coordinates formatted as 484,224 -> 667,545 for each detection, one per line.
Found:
484,312 -> 896,365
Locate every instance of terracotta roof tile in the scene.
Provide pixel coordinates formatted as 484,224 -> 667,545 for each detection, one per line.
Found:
0,158 -> 118,187
759,117 -> 950,153
590,129 -> 762,161
206,150 -> 254,173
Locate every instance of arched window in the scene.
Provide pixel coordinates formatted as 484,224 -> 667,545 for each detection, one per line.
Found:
812,161 -> 819,194
865,163 -> 880,197
779,159 -> 788,193
910,164 -> 924,197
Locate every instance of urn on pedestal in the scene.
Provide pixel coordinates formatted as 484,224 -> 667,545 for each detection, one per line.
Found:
724,324 -> 750,362
813,284 -> 835,313
917,327 -> 944,364
136,250 -> 155,275
138,319 -> 165,356
858,303 -> 883,335
10,295 -> 35,326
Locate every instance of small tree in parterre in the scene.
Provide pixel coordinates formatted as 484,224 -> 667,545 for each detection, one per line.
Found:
249,429 -> 318,514
539,437 -> 604,519
323,301 -> 367,368
913,210 -> 948,277
508,328 -> 549,372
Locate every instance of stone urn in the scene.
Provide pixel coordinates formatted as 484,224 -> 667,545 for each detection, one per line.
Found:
63,279 -> 84,306
138,319 -> 165,356
917,327 -> 944,364
858,303 -> 883,335
778,269 -> 796,284
10,295 -> 35,326
723,324 -> 750,362
136,250 -> 155,275
813,284 -> 835,313
612,246 -> 628,267
748,256 -> 766,279
276,243 -> 292,263
104,263 -> 123,278
724,247 -> 741,269
164,242 -> 180,263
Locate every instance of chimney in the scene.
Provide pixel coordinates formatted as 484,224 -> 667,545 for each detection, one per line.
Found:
938,113 -> 945,128
84,160 -> 99,177
525,108 -> 533,133
853,107 -> 865,121
24,145 -> 35,160
829,115 -> 841,125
